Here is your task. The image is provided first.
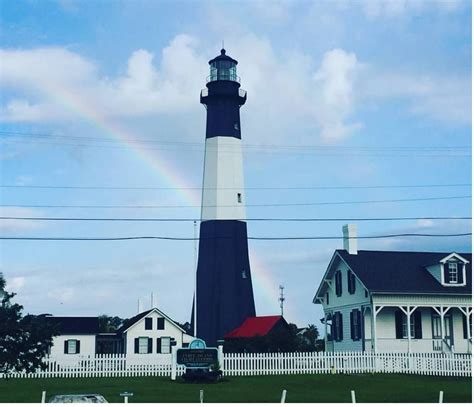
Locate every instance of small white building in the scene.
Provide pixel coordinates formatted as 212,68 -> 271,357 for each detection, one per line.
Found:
46,308 -> 195,358
46,316 -> 100,358
117,308 -> 195,355
313,226 -> 472,354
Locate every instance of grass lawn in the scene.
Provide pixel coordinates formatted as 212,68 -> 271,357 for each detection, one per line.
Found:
0,374 -> 471,403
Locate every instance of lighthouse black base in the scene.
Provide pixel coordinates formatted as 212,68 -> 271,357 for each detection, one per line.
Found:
192,220 -> 256,346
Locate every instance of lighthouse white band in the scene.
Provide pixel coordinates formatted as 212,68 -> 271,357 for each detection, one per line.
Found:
201,136 -> 246,221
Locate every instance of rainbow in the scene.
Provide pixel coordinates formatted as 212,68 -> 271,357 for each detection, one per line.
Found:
41,79 -> 299,324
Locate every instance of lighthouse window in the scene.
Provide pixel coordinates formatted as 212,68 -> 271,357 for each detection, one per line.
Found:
237,193 -> 242,203
242,270 -> 247,279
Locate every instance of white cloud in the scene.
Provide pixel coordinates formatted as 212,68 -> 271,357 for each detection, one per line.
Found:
360,0 -> 465,18
6,276 -> 26,292
0,207 -> 44,232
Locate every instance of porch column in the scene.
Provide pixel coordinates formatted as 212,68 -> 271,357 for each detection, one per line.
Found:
398,306 -> 417,354
372,305 -> 384,353
324,314 -> 328,351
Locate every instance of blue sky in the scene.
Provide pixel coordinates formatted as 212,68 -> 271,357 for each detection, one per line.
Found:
0,0 -> 471,330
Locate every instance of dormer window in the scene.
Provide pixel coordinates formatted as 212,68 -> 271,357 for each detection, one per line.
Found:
448,262 -> 458,284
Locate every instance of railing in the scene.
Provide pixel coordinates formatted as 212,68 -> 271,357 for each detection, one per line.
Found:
1,351 -> 470,379
207,74 -> 240,83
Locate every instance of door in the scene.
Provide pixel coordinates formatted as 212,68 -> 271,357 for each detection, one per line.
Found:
432,313 -> 453,351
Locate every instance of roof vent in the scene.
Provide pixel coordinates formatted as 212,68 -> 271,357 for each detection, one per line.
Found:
343,224 -> 358,255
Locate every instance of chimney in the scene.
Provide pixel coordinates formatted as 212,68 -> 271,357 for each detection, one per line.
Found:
343,224 -> 358,255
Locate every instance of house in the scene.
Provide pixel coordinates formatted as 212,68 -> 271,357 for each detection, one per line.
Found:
223,315 -> 292,352
46,316 -> 100,357
313,224 -> 472,354
116,308 -> 195,355
45,307 -> 195,358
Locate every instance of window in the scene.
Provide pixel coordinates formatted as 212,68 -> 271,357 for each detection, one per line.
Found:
136,337 -> 151,354
395,310 -> 422,339
161,337 -> 171,354
326,292 -> 329,305
332,312 -> 343,342
335,271 -> 342,297
145,317 -> 152,330
350,309 -> 361,341
365,290 -> 368,298
237,193 -> 242,203
157,317 -> 165,330
347,270 -> 356,294
448,262 -> 458,284
64,339 -> 80,354
241,270 -> 247,279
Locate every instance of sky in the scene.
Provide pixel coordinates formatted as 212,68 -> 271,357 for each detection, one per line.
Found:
0,0 -> 471,331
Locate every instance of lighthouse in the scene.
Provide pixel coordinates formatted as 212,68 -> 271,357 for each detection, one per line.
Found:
192,49 -> 256,345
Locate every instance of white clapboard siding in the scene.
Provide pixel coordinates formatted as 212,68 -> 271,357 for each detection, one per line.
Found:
0,351 -> 470,379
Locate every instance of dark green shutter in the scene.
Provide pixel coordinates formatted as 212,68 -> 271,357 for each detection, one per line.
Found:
457,263 -> 464,284
414,311 -> 422,339
355,310 -> 361,340
64,340 -> 68,354
350,310 -> 354,340
134,338 -> 139,353
395,310 -> 403,339
443,263 -> 450,283
76,340 -> 81,354
347,271 -> 352,294
147,338 -> 152,353
339,312 -> 343,341
336,272 -> 342,297
157,338 -> 162,353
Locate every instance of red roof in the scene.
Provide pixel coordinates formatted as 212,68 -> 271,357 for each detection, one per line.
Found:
224,316 -> 284,338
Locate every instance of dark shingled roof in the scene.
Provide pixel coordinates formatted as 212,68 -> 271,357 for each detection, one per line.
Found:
46,316 -> 100,335
336,250 -> 471,295
116,309 -> 150,334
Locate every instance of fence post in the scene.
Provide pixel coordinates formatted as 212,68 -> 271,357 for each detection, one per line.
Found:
171,348 -> 177,381
200,389 -> 204,403
439,390 -> 444,403
218,345 -> 224,373
41,391 -> 46,403
280,389 -> 287,403
351,390 -> 356,403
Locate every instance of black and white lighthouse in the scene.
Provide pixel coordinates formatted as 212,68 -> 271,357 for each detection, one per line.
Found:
191,49 -> 256,345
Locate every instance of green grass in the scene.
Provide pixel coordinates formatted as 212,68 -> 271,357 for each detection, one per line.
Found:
0,374 -> 471,403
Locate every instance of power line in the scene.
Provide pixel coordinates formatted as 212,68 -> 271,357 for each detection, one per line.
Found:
0,183 -> 470,191
0,216 -> 470,223
1,195 -> 470,209
0,233 -> 470,241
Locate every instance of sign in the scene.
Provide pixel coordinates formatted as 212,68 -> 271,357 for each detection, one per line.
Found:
177,347 -> 218,369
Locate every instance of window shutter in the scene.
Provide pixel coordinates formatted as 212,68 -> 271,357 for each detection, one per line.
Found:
134,338 -> 139,354
395,310 -> 403,339
64,340 -> 68,354
457,263 -> 464,284
335,271 -> 342,297
414,311 -> 422,339
76,340 -> 81,354
355,310 -> 361,340
157,318 -> 165,330
443,263 -> 450,283
350,310 -> 354,340
462,314 -> 467,339
347,271 -> 352,294
147,338 -> 152,353
338,312 -> 343,341
157,338 -> 162,353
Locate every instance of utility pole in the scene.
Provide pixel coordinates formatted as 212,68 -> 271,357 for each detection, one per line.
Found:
279,285 -> 285,317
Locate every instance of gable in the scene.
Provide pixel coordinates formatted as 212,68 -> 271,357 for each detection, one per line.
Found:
118,308 -> 185,334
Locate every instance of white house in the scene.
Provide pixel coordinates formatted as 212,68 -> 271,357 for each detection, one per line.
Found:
116,308 -> 195,356
46,307 -> 195,358
313,225 -> 472,354
46,316 -> 100,358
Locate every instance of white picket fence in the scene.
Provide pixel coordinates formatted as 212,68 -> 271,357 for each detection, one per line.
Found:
1,351 -> 471,379
222,351 -> 472,377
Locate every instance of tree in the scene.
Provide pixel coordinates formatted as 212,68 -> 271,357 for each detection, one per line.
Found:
297,324 -> 320,351
0,273 -> 58,376
98,315 -> 123,333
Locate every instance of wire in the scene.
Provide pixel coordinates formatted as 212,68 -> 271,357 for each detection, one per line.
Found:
1,195 -> 470,209
0,216 -> 471,222
0,233 -> 470,241
0,183 -> 470,191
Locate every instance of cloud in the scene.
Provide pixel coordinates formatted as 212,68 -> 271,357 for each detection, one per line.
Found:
0,207 -> 44,232
6,276 -> 26,292
0,33 -> 469,143
360,0 -> 466,18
